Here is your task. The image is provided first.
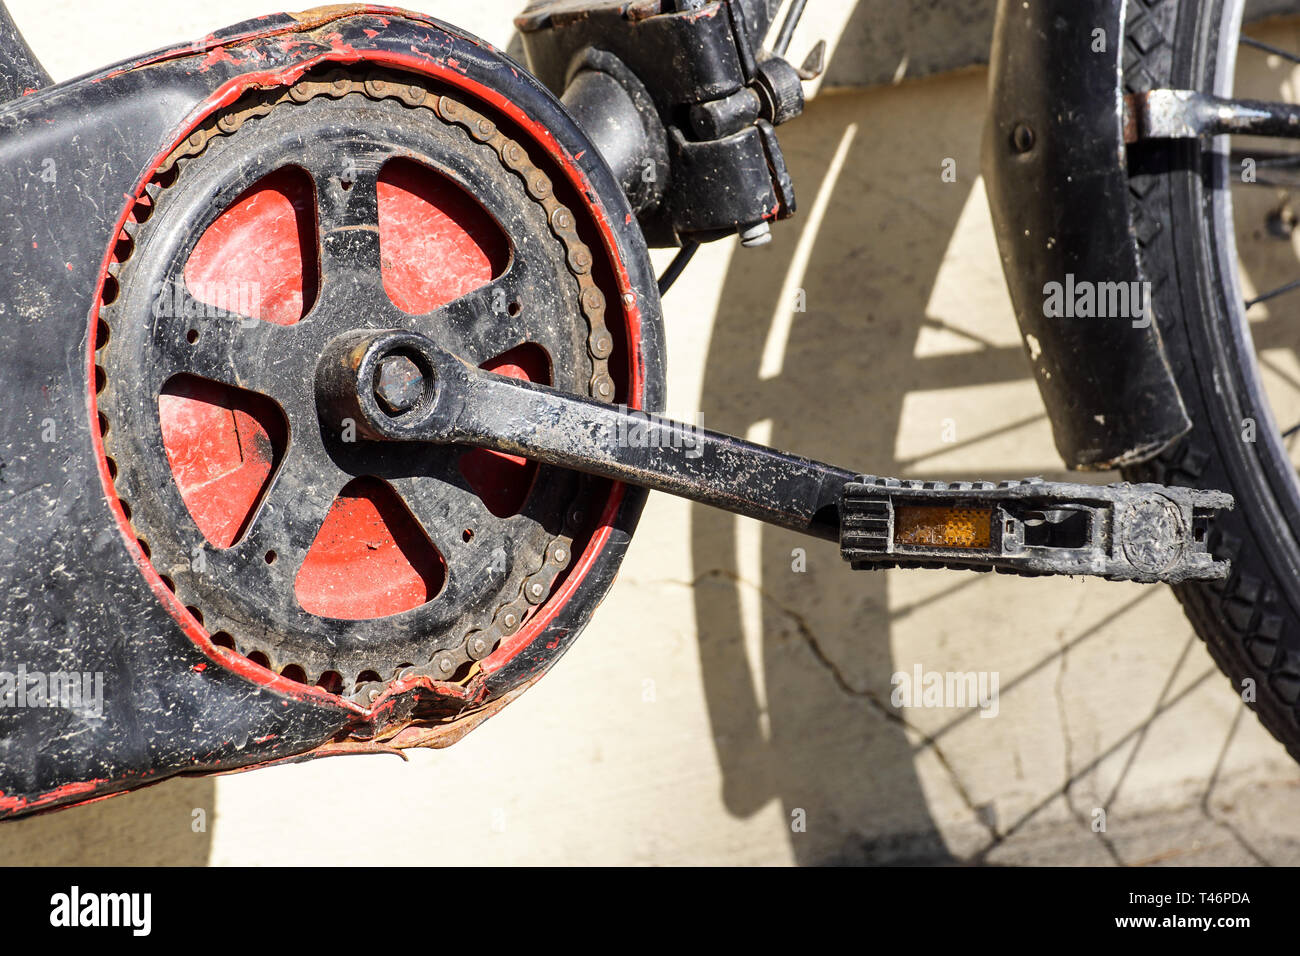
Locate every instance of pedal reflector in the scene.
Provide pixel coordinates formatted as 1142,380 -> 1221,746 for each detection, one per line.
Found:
894,505 -> 993,550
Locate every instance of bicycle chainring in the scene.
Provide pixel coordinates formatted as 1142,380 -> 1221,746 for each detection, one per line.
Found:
95,69 -> 619,703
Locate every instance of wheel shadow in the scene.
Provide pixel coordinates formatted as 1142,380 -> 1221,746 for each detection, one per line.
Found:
688,72 -> 1029,864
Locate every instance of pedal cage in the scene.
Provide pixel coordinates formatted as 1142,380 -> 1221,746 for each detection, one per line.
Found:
840,477 -> 1233,584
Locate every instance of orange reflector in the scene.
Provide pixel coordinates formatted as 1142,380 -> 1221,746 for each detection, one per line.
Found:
894,505 -> 993,550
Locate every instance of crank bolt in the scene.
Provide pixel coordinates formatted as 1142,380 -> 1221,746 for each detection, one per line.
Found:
374,354 -> 425,415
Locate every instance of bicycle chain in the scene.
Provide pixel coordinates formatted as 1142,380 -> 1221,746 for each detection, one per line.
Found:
100,68 -> 618,705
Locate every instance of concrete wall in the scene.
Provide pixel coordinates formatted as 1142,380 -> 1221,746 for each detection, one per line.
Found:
2,0 -> 1300,865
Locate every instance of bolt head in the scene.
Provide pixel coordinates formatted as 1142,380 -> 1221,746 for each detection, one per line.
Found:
1011,123 -> 1036,154
374,354 -> 424,415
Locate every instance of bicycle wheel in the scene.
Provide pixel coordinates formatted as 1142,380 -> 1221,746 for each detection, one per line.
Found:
1121,0 -> 1300,756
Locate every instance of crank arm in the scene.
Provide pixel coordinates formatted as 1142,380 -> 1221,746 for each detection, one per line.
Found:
323,331 -> 1234,584
322,331 -> 853,541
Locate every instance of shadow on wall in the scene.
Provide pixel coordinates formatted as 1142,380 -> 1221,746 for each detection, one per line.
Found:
687,0 -> 1300,866
686,66 -> 1048,863
823,0 -> 995,88
0,776 -> 214,864
820,0 -> 1294,90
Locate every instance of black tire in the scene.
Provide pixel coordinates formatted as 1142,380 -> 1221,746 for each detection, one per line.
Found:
1121,0 -> 1300,757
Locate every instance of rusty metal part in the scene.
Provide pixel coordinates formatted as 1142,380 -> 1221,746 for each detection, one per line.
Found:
1125,88 -> 1300,142
374,354 -> 425,415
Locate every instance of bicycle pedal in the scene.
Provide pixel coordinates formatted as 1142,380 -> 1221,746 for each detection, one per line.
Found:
840,477 -> 1233,584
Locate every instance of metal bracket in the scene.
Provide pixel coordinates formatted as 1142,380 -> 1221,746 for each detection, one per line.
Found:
1124,89 -> 1300,142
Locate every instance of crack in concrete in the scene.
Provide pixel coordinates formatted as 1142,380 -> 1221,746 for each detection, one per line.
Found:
972,667 -> 1217,862
1052,618 -> 1123,864
677,566 -> 1001,844
1200,704 -> 1271,866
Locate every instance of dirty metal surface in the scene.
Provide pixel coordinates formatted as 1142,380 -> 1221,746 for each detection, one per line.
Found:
0,7 -> 665,818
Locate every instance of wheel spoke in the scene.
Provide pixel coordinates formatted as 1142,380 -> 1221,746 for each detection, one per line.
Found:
1229,148 -> 1300,187
1246,276 -> 1300,309
1240,34 -> 1300,66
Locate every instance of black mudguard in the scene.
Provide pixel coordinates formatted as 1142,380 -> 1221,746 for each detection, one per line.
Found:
983,0 -> 1192,470
0,6 -> 663,818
